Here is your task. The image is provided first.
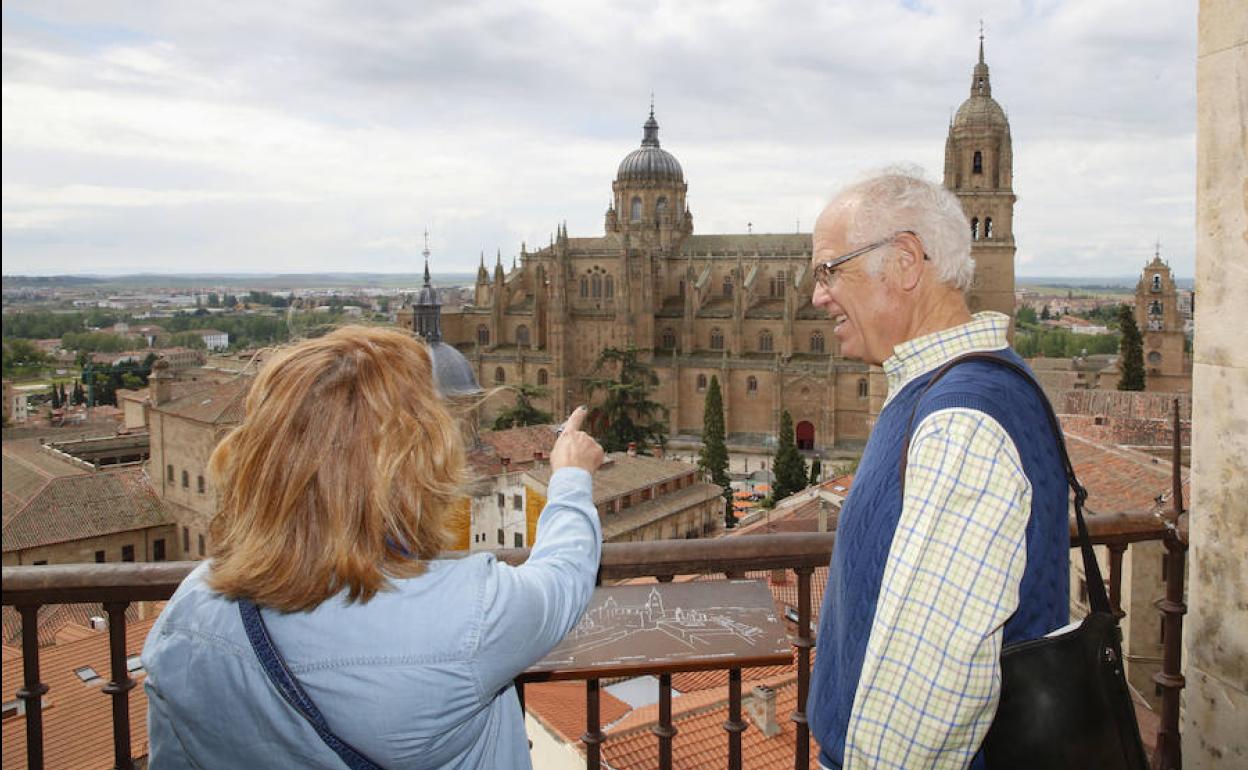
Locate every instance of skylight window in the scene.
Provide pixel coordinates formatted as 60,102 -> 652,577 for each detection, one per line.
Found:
74,666 -> 101,684
126,655 -> 144,673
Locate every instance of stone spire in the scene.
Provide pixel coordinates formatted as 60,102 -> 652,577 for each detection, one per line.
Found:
642,98 -> 661,148
414,230 -> 442,343
972,23 -> 992,97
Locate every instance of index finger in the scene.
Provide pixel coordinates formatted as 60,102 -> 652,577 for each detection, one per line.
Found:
562,405 -> 588,434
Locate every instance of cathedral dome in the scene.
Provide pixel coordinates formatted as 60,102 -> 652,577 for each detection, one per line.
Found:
616,109 -> 684,183
953,94 -> 1008,129
429,342 -> 481,398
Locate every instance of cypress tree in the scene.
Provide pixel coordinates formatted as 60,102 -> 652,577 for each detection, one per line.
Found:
772,411 -> 807,501
808,457 -> 822,486
50,384 -> 61,409
698,375 -> 732,526
1117,304 -> 1146,391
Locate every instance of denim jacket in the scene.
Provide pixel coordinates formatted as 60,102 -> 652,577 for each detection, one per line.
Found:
143,467 -> 600,770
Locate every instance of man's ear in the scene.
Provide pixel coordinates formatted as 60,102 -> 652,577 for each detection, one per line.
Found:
893,232 -> 926,292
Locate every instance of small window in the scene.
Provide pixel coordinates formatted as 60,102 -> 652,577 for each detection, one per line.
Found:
973,150 -> 983,174
514,532 -> 524,548
95,550 -> 106,563
580,276 -> 589,298
984,217 -> 993,239
592,274 -> 602,298
971,218 -> 979,241
723,277 -> 733,297
537,368 -> 548,386
630,196 -> 642,222
759,330 -> 773,352
181,470 -> 189,489
696,374 -> 708,392
494,367 -> 505,385
122,545 -> 135,562
857,378 -> 869,399
477,325 -> 490,346
513,494 -> 523,510
182,526 -> 190,553
197,534 -> 205,557
516,325 -> 530,346
153,539 -> 166,562
1151,275 -> 1162,292
710,328 -> 724,350
1148,351 -> 1162,365
662,328 -> 677,349
656,196 -> 668,217
810,331 -> 825,354
747,376 -> 759,393
75,666 -> 102,684
197,475 -> 205,494
605,276 -> 614,298
166,464 -> 174,482
497,493 -> 505,510
497,528 -> 505,545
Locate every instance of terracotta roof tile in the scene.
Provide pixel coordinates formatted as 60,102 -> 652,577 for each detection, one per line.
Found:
150,376 -> 250,425
2,617 -> 157,770
524,680 -> 632,744
1061,427 -> 1189,514
526,452 -> 698,504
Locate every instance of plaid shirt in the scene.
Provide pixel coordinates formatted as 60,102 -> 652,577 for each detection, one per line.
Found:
843,312 -> 1031,770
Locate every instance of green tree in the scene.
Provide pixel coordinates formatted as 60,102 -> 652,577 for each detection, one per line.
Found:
772,411 -> 808,501
50,383 -> 62,409
584,346 -> 668,453
72,380 -> 85,405
2,339 -> 49,377
808,457 -> 823,485
492,384 -> 555,430
1117,304 -> 1146,391
698,375 -> 732,526
1040,305 -> 1052,320
1015,306 -> 1038,327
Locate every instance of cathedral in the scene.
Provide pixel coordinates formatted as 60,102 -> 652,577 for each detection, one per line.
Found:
401,39 -> 1016,453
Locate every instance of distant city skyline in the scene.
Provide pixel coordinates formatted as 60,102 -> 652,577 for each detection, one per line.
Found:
3,1 -> 1196,278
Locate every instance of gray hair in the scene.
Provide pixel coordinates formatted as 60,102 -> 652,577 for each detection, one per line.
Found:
824,167 -> 974,290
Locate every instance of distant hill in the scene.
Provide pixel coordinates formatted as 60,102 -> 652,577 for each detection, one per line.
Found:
1018,275 -> 1195,291
2,272 -> 479,290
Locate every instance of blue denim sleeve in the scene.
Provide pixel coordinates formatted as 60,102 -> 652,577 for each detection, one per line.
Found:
472,467 -> 601,701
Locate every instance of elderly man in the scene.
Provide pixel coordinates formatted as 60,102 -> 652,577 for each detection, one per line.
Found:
806,170 -> 1069,770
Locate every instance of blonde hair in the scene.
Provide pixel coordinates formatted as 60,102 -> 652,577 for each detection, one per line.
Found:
207,325 -> 465,612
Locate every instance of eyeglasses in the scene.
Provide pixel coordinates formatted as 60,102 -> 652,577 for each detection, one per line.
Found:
812,230 -> 928,289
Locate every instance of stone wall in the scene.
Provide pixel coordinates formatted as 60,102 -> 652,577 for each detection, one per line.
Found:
1056,389 -> 1192,420
2,524 -> 178,567
1185,3 -> 1248,765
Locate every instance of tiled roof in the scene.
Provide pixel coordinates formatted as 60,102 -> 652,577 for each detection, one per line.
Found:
523,680 -> 632,744
1,603 -> 147,648
1061,426 -> 1190,514
601,482 -> 725,540
1,617 -> 156,770
601,672 -> 819,770
150,376 -> 250,425
3,440 -> 90,528
477,425 -> 559,467
526,452 -> 697,504
3,466 -> 171,552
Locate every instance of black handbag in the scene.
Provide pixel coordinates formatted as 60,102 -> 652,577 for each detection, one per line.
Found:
900,352 -> 1150,770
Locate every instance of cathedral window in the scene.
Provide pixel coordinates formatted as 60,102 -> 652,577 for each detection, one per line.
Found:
810,331 -> 825,353
181,470 -> 189,489
516,325 -> 530,346
1151,275 -> 1162,292
477,325 -> 490,346
973,151 -> 983,174
494,367 -> 506,385
630,196 -> 642,222
656,197 -> 668,218
605,275 -> 614,298
580,277 -> 589,297
710,328 -> 724,350
537,368 -> 548,386
970,218 -> 979,241
857,378 -> 869,399
747,376 -> 758,394
984,217 -> 993,239
592,274 -> 602,298
759,330 -> 774,352
723,277 -> 733,297
697,374 -> 707,392
661,328 -> 676,349
1148,352 -> 1162,365
1150,300 -> 1163,315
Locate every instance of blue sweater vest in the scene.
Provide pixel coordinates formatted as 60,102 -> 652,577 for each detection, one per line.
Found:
808,350 -> 1070,769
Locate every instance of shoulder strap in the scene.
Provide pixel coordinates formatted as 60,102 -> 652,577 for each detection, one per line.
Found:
897,351 -> 1111,615
238,599 -> 387,770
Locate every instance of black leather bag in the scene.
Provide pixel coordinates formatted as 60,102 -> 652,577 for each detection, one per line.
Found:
901,352 -> 1150,770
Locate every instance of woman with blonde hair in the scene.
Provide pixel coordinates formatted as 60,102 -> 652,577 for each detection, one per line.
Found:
143,326 -> 604,769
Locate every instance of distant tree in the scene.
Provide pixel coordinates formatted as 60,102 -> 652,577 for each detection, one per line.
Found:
808,457 -> 822,486
492,384 -> 554,430
50,383 -> 62,409
584,346 -> 668,453
698,375 -> 732,526
1117,304 -> 1146,391
1040,305 -> 1052,321
1016,306 -> 1038,326
208,292 -> 220,308
223,294 -> 238,308
772,411 -> 808,501
58,383 -> 68,406
72,381 -> 85,406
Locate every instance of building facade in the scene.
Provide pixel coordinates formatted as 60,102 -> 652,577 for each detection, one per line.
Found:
410,43 -> 1011,453
1134,251 -> 1192,393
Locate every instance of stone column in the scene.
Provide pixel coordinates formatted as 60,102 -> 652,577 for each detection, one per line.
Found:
1185,3 -> 1248,766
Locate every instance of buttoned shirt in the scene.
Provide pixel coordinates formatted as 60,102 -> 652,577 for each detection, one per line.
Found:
841,311 -> 1032,769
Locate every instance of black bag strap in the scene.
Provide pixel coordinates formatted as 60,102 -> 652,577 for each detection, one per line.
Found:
897,351 -> 1111,615
238,599 -> 386,770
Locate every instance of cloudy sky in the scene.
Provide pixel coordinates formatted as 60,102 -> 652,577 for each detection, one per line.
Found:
2,0 -> 1197,278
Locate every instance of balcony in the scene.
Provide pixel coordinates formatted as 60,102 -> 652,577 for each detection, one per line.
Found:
3,512 -> 1185,770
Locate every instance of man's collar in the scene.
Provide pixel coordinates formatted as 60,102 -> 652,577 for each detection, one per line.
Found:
881,311 -> 1011,406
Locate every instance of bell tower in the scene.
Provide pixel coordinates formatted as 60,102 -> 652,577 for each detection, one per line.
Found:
944,29 -> 1016,318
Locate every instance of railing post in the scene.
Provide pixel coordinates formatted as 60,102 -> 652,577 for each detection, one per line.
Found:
652,673 -> 676,770
792,566 -> 814,769
1107,543 -> 1127,620
17,604 -> 48,770
582,678 -> 605,770
1151,398 -> 1187,770
101,601 -> 136,770
724,668 -> 745,770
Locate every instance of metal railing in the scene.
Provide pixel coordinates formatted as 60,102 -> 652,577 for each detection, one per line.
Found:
2,510 -> 1185,770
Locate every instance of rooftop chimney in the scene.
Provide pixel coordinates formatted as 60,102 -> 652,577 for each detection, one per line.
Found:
745,685 -> 781,737
627,441 -> 638,456
150,358 -> 174,406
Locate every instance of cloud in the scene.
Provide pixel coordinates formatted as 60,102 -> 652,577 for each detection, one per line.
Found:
1,0 -> 1197,278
